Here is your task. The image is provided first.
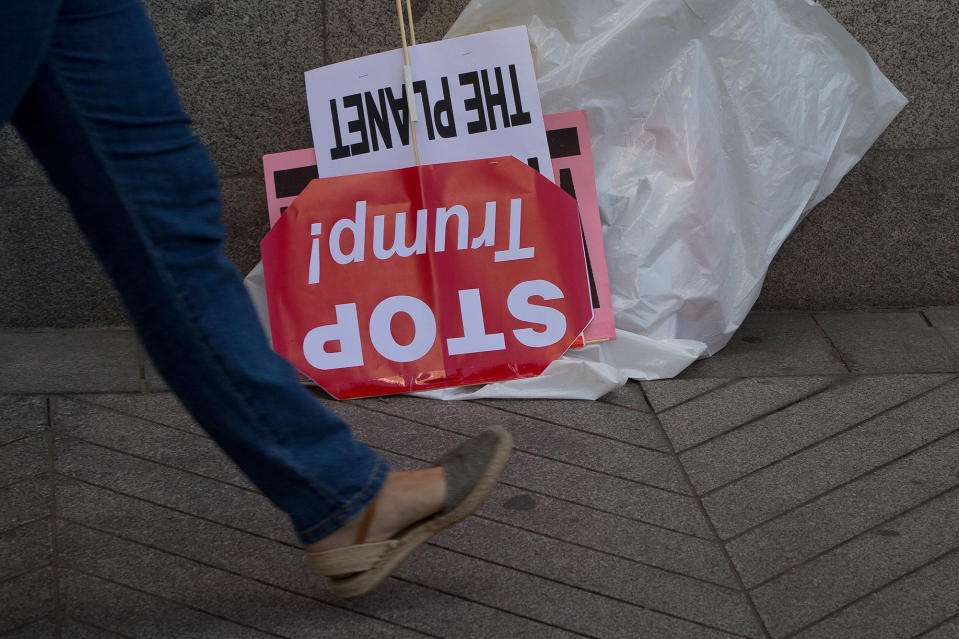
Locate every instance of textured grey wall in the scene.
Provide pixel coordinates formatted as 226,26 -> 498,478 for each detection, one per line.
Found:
0,0 -> 955,327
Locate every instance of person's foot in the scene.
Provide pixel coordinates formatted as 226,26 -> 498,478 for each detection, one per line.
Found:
306,427 -> 511,598
305,467 -> 446,553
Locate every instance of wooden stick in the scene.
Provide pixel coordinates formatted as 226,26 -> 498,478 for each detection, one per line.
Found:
396,0 -> 410,55
395,0 -> 420,165
405,0 -> 417,45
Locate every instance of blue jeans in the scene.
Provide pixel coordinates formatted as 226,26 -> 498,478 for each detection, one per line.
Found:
7,0 -> 387,544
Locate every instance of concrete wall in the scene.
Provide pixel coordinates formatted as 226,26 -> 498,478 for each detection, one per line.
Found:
0,0 -> 955,327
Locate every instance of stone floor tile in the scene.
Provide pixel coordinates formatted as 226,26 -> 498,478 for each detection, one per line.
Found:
60,619 -> 131,638
140,343 -> 169,393
0,331 -> 140,393
378,439 -> 714,551
1,616 -> 57,639
54,437 -> 296,544
815,312 -> 959,373
357,416 -> 711,541
56,477 -> 308,593
925,306 -> 959,355
54,478 -> 564,638
61,569 -> 274,639
598,380 -> 652,412
682,374 -> 954,493
0,567 -> 53,634
640,378 -> 729,413
377,434 -> 713,539
342,397 -> 691,493
659,376 -> 835,451
920,616 -> 959,639
0,477 -> 50,533
924,306 -> 959,329
477,483 -> 736,587
143,361 -> 167,392
0,306 -> 955,638
400,544 -> 741,639
59,522 -> 426,639
499,450 -> 713,538
376,450 -> 420,471
346,582 -> 584,639
0,123 -> 45,188
751,488 -> 959,638
0,396 -> 47,447
793,547 -> 959,639
726,429 -> 959,588
935,329 -> 959,355
327,396 -> 466,459
678,313 -> 847,378
77,392 -> 200,435
0,519 -> 51,582
476,398 -> 669,450
703,379 -> 959,538
52,396 -> 250,489
438,516 -> 763,638
59,517 -> 559,638
0,435 -> 47,487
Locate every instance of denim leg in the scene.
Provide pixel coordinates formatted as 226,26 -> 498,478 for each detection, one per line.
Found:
10,0 -> 386,544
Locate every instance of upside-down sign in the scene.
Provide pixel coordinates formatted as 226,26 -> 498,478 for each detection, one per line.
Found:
261,156 -> 593,399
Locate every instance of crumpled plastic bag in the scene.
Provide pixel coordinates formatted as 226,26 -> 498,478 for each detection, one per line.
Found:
246,0 -> 906,399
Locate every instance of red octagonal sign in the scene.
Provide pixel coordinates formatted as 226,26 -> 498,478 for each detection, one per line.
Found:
261,156 -> 593,399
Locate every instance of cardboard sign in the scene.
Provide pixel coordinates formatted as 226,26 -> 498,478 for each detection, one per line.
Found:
260,157 -> 592,399
304,26 -> 553,182
544,111 -> 615,345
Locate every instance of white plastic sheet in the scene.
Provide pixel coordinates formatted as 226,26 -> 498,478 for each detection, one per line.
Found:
246,0 -> 906,399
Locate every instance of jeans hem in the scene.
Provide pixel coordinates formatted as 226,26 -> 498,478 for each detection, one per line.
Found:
296,457 -> 390,545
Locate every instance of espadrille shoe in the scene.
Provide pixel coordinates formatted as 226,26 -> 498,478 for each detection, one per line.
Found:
306,427 -> 512,598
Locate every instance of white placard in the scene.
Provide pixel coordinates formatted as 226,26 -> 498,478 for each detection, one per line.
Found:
305,26 -> 553,182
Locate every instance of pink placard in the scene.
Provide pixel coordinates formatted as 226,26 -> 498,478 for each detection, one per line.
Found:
262,148 -> 318,227
543,111 -> 615,345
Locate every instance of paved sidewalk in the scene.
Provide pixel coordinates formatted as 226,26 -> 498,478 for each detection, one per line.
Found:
2,309 -> 958,638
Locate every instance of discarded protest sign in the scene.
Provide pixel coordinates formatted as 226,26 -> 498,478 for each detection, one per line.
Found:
260,157 -> 592,399
304,26 -> 553,182
259,113 -> 615,344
